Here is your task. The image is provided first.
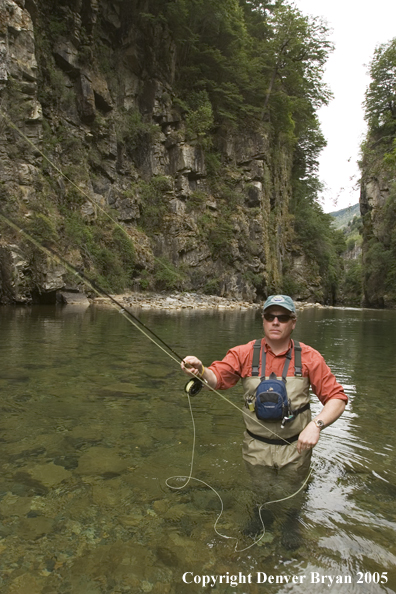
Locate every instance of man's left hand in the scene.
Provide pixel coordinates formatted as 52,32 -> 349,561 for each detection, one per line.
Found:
296,422 -> 320,454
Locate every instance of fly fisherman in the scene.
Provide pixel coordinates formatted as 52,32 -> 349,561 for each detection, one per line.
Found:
181,295 -> 347,543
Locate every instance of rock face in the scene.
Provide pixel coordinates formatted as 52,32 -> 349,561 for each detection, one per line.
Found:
0,0 -> 316,304
360,174 -> 394,307
360,178 -> 390,229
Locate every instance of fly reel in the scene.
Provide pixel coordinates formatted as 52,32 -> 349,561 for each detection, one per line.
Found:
184,377 -> 204,396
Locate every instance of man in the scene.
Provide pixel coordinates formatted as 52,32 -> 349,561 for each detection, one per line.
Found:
182,294 -> 347,472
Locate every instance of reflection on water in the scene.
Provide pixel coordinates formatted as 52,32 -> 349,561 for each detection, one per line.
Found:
0,304 -> 396,593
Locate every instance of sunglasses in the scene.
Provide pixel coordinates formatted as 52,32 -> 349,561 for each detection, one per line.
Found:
263,313 -> 293,323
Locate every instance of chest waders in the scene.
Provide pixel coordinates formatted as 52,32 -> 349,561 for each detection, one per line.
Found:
241,339 -> 312,468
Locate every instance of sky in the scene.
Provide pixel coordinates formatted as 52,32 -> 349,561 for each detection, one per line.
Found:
292,0 -> 396,213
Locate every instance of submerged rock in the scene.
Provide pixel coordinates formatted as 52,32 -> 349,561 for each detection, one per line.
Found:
75,446 -> 133,476
27,462 -> 72,487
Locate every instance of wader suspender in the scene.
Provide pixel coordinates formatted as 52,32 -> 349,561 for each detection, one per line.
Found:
247,339 -> 309,445
251,339 -> 302,379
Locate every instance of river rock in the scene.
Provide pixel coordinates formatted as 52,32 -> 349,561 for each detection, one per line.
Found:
75,446 -> 132,476
69,542 -> 154,582
17,516 -> 55,540
92,477 -> 131,507
8,573 -> 46,594
57,291 -> 90,306
0,493 -> 33,516
27,462 -> 72,487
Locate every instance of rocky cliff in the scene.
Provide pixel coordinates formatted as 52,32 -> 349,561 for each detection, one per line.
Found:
0,0 -> 331,304
360,171 -> 395,308
358,36 -> 396,308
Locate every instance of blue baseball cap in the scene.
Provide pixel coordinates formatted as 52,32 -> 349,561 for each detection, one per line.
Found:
262,295 -> 296,314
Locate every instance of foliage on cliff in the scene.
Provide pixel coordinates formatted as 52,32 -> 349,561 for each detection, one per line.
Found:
0,0 -> 346,304
153,1 -> 331,123
360,37 -> 396,307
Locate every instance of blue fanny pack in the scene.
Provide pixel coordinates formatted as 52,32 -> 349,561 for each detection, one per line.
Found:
250,339 -> 308,427
255,373 -> 289,421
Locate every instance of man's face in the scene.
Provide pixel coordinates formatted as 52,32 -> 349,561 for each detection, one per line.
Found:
262,306 -> 296,343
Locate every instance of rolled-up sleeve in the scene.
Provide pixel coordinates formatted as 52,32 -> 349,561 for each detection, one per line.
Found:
304,347 -> 348,404
208,341 -> 255,390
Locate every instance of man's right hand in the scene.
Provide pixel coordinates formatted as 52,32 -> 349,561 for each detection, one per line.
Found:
181,357 -> 217,390
181,356 -> 204,376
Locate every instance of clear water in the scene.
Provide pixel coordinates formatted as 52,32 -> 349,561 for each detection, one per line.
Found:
0,304 -> 395,594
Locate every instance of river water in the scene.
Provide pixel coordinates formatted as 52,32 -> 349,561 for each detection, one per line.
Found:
0,304 -> 395,594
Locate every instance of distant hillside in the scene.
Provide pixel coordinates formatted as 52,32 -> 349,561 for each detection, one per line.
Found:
330,203 -> 360,229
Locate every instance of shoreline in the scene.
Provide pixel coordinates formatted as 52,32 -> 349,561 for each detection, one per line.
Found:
1,290 -> 365,310
93,291 -> 261,311
90,291 -> 337,312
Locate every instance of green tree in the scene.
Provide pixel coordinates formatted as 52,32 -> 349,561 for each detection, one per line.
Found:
342,259 -> 362,306
364,38 -> 396,133
145,0 -> 332,134
259,4 -> 332,119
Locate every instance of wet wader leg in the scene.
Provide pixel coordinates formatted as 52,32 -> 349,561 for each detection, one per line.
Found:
244,450 -> 311,545
244,447 -> 311,501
